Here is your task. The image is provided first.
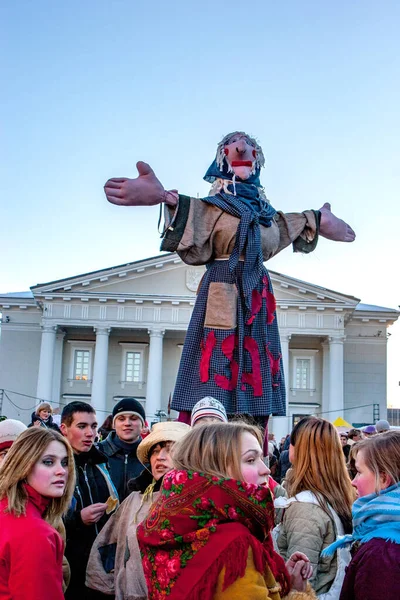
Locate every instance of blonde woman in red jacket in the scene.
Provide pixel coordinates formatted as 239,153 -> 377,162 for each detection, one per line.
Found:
0,427 -> 75,600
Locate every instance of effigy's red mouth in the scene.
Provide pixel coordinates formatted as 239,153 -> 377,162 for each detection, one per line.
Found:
231,160 -> 253,167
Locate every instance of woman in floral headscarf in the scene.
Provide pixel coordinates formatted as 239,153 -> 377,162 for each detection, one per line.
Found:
137,422 -> 316,600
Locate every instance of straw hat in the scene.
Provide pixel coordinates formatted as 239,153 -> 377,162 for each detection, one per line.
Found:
137,421 -> 191,465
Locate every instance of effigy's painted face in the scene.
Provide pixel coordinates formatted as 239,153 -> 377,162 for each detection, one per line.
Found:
223,133 -> 257,180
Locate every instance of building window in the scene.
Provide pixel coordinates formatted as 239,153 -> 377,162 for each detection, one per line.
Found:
292,413 -> 311,427
289,349 -> 319,396
74,350 -> 90,380
119,342 -> 148,389
125,351 -> 141,382
67,340 -> 95,387
295,359 -> 310,389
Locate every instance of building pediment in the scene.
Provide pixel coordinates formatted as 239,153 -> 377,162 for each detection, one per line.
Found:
31,253 -> 202,300
1,253 -> 398,338
30,253 -> 360,312
270,271 -> 360,311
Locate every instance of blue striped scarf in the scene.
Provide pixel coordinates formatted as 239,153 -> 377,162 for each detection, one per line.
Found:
322,483 -> 400,557
202,186 -> 276,313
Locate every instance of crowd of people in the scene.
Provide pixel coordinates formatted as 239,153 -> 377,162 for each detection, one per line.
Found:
0,399 -> 399,599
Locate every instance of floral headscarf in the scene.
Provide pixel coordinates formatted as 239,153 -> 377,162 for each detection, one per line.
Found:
137,469 -> 290,599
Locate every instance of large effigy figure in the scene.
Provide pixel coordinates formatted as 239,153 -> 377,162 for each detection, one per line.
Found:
105,132 -> 355,424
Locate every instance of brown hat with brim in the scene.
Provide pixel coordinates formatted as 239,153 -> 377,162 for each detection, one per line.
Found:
137,421 -> 191,465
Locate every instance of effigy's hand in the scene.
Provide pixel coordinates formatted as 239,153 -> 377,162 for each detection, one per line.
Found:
104,161 -> 166,207
319,203 -> 356,242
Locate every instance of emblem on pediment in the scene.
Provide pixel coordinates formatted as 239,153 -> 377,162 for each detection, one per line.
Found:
186,269 -> 203,292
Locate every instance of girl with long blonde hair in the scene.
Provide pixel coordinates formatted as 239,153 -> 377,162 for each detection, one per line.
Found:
276,417 -> 354,598
0,427 -> 75,599
138,421 -> 317,600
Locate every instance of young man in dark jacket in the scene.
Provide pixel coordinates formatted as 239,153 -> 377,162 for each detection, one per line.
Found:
99,397 -> 145,501
61,401 -> 118,600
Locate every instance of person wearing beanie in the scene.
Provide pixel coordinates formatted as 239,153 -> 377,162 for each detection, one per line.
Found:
99,397 -> 146,501
363,425 -> 377,437
0,419 -> 27,463
375,419 -> 390,433
190,396 -> 228,427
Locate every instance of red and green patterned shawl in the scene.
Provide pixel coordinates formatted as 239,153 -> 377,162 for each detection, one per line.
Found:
137,469 -> 290,600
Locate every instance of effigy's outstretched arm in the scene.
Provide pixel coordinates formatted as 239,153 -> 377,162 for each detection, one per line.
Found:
273,203 -> 355,257
318,202 -> 355,242
160,195 -> 356,265
104,162 -> 178,207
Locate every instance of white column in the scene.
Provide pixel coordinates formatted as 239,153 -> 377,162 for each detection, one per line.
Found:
91,327 -> 110,416
37,325 -> 58,401
52,330 -> 66,407
271,333 -> 292,441
328,336 -> 345,421
321,340 -> 330,419
146,329 -> 165,422
280,333 -> 291,408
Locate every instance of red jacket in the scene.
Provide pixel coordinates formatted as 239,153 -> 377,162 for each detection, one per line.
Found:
0,484 -> 65,600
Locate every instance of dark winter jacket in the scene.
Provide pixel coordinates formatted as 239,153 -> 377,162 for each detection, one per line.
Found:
279,449 -> 291,481
64,445 -> 118,597
99,431 -> 144,501
28,411 -> 60,432
340,538 -> 400,600
0,485 -> 65,600
278,435 -> 291,482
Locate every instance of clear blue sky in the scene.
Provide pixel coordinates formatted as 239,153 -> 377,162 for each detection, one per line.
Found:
1,1 -> 399,405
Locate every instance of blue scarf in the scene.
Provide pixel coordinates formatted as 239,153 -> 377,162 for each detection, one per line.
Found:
322,483 -> 400,557
202,154 -> 276,313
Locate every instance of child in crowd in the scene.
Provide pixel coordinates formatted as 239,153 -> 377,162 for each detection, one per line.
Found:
323,430 -> 400,600
0,418 -> 27,464
0,428 -> 75,599
138,421 -> 316,599
190,396 -> 228,427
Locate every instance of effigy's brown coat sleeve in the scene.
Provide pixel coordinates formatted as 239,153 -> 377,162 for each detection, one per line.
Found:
273,210 -> 320,255
160,195 -> 320,264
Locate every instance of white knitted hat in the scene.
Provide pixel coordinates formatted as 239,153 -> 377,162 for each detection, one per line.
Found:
191,397 -> 228,427
0,419 -> 27,451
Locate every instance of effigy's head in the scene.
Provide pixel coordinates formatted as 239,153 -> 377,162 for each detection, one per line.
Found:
204,131 -> 265,185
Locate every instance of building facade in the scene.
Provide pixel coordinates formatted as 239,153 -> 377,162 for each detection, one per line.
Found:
0,253 -> 398,438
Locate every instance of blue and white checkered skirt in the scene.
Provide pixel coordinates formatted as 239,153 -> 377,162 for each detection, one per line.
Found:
171,260 -> 286,417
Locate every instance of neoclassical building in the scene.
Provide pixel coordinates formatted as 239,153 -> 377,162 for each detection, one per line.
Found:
0,253 -> 398,438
